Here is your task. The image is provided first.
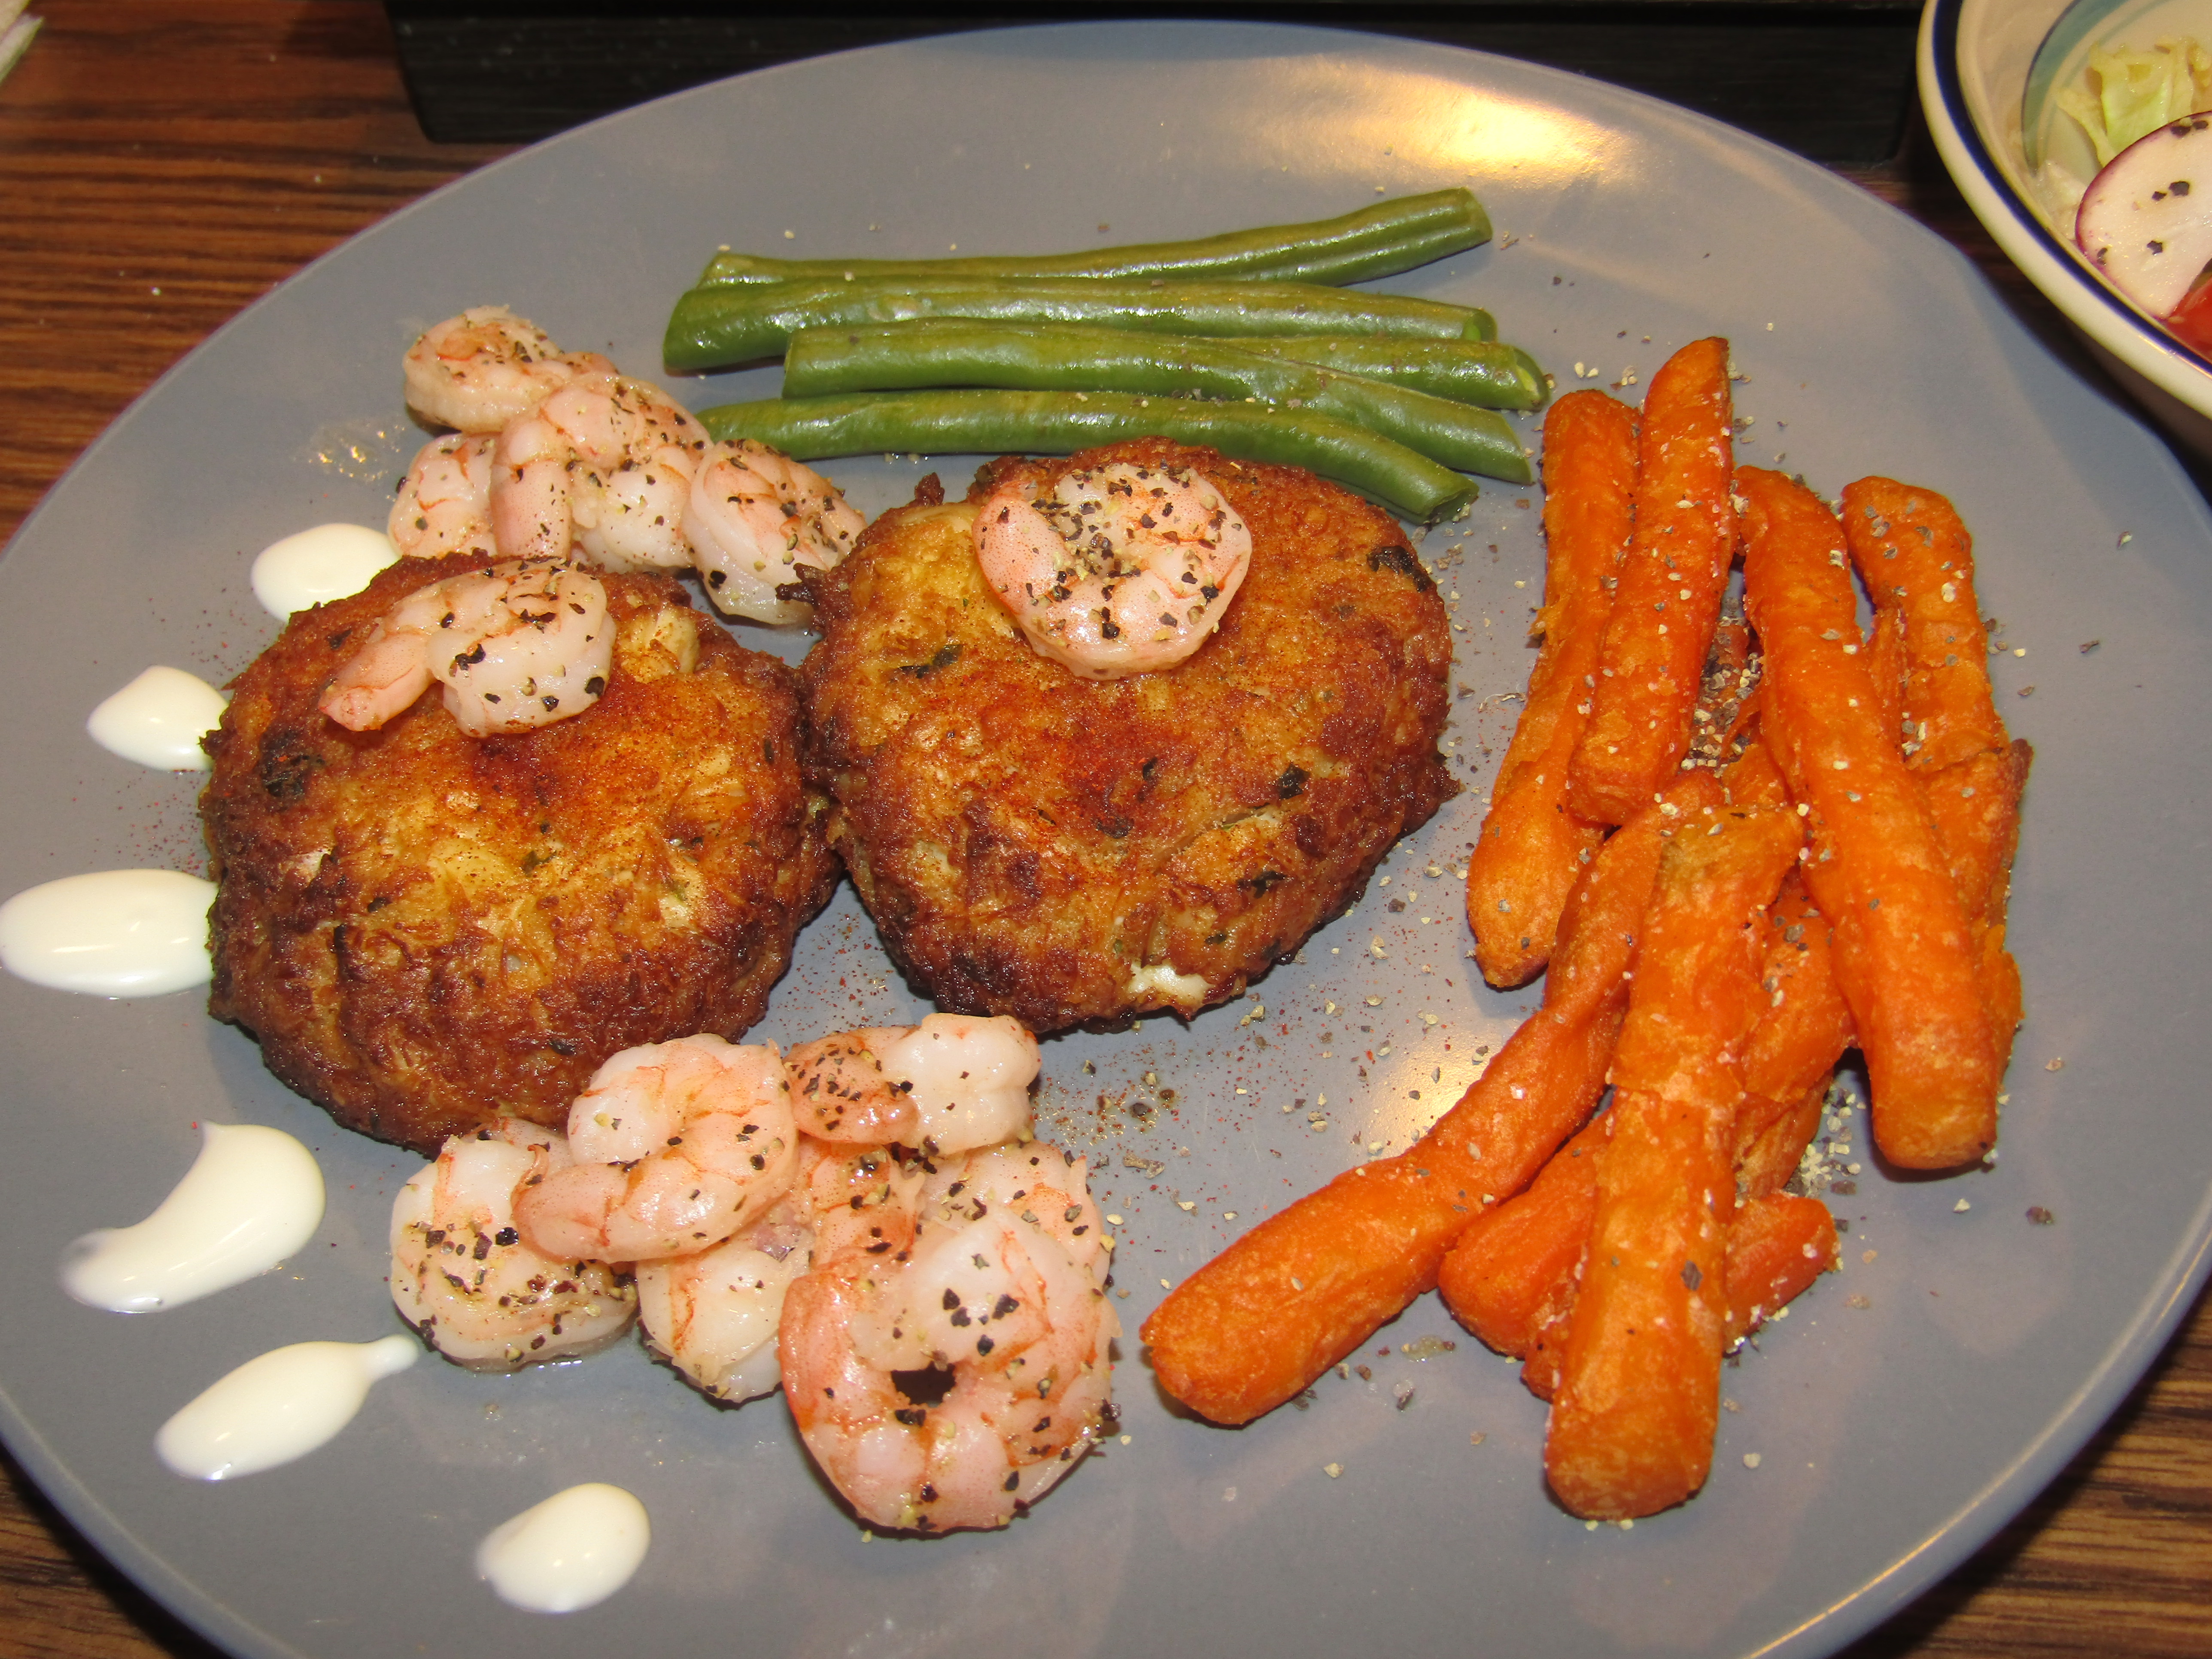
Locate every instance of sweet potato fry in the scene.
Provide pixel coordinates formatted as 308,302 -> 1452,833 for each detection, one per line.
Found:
1978,925 -> 2024,1075
1738,466 -> 2001,1170
1867,605 -> 1908,748
1918,738 -> 2031,1070
1454,871 -> 1841,1360
1722,1192 -> 1839,1344
1544,800 -> 1801,1520
1436,1115 -> 1607,1357
1733,1085 -> 1828,1207
1467,390 -> 1635,987
1839,477 -> 2005,773
1515,1180 -> 1837,1402
1839,477 -> 2028,1086
1139,1010 -> 1616,1425
1917,740 -> 2030,929
1142,776 -> 1717,1425
1718,729 -> 1789,809
1565,337 -> 1735,826
1450,869 -> 1839,1391
1602,805 -> 1802,1108
1451,1135 -> 1838,1402
1521,1267 -> 1578,1402
1735,870 -> 1854,1194
1842,477 -> 2025,1061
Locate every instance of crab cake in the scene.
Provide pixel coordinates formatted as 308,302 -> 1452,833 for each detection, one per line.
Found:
801,438 -> 1455,1032
203,553 -> 836,1153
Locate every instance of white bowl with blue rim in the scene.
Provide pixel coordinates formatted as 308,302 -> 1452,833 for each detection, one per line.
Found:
1923,0 -> 2212,447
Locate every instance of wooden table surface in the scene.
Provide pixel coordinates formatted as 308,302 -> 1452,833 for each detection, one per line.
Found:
2,5 -> 2208,1656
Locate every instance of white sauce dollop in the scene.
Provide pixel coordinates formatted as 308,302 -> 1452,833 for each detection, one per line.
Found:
251,523 -> 397,618
156,1334 -> 418,1480
62,1121 -> 325,1312
0,869 -> 214,995
477,1484 -> 651,1613
87,666 -> 228,771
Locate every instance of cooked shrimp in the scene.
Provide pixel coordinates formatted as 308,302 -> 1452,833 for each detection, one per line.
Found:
778,1131 -> 1116,1533
783,1028 -> 912,1144
388,1117 -> 637,1371
317,556 -> 612,737
785,1014 -> 1039,1153
682,439 -> 864,624
492,371 -> 709,573
974,459 -> 1252,679
512,1035 -> 799,1264
402,305 -> 613,435
635,1192 -> 813,1404
389,432 -> 495,561
795,1134 -> 925,1266
918,1139 -> 1111,1282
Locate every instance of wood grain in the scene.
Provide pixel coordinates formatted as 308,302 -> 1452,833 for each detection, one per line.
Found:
1,5 -> 2207,1656
0,0 -> 506,549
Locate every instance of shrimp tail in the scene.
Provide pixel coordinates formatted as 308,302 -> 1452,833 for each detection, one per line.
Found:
317,621 -> 433,732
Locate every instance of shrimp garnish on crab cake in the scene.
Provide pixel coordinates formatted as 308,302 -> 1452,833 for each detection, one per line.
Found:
798,438 -> 1456,1032
202,553 -> 837,1154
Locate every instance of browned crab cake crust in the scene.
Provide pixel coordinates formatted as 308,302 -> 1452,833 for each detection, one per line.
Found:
800,439 -> 1455,1033
203,554 -> 837,1154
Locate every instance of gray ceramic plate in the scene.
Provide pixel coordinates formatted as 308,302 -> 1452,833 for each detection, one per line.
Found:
2,21 -> 2207,1659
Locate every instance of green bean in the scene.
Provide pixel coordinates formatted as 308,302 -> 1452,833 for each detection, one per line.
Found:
665,276 -> 1494,372
694,188 -> 1491,289
696,389 -> 1477,522
1222,336 -> 1548,410
785,319 -> 1544,410
779,321 -> 1532,484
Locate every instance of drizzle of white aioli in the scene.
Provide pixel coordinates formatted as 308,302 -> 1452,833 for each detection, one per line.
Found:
251,523 -> 397,618
62,1121 -> 325,1312
155,1335 -> 418,1480
0,869 -> 214,995
87,666 -> 228,771
477,1484 -> 651,1613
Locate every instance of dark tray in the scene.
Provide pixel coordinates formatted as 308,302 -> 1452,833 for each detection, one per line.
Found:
386,0 -> 1922,163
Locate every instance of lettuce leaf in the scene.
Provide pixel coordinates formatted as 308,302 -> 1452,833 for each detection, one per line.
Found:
2058,38 -> 2212,168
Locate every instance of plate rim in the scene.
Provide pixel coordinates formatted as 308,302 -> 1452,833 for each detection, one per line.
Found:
4,18 -> 2209,1659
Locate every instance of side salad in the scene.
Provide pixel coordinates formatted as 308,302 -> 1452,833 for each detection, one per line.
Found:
2041,37 -> 2212,357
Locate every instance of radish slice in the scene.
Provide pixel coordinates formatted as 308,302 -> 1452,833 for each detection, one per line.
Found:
2076,112 -> 2212,317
